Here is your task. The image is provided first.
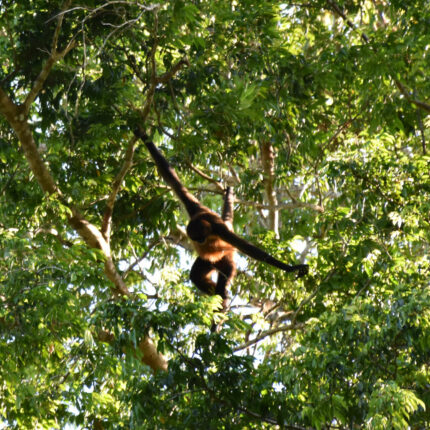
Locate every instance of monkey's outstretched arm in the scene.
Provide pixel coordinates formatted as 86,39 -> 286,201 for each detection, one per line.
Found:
213,222 -> 308,277
134,127 -> 203,218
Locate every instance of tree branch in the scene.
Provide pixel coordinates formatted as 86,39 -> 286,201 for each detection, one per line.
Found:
98,328 -> 168,372
394,79 -> 430,114
326,0 -> 369,43
101,135 -> 138,241
290,269 -> 336,326
23,1 -> 76,113
135,15 -> 189,123
0,90 -> 59,195
184,355 -> 281,427
155,57 -> 190,84
187,162 -> 224,192
137,12 -> 159,122
238,197 -> 324,213
167,226 -> 194,253
0,10 -> 166,372
139,336 -> 168,372
260,141 -> 279,237
1,67 -> 134,304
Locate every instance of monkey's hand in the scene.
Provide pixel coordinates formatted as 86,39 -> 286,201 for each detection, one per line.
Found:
295,264 -> 309,279
134,126 -> 150,142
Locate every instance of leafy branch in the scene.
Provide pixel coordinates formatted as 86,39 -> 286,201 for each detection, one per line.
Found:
0,2 -> 168,372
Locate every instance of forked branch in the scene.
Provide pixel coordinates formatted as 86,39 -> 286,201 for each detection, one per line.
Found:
136,12 -> 189,123
23,1 -> 76,113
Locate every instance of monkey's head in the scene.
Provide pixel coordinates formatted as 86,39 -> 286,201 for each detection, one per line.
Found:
187,218 -> 212,243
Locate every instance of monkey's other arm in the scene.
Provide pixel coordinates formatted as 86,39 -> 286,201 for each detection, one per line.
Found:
134,127 -> 202,218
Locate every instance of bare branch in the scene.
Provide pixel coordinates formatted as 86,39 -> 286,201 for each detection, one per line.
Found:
34,227 -> 74,247
98,329 -> 168,372
180,184 -> 325,213
96,11 -> 146,57
236,406 -> 279,426
290,269 -> 336,326
2,85 -> 133,299
51,1 -> 67,52
167,226 -> 194,253
0,92 -> 59,194
136,11 -> 159,122
228,164 -> 241,185
416,101 -> 427,155
0,165 -> 18,196
235,271 -> 336,353
124,238 -> 161,279
104,258 -> 132,297
182,355 -> 281,427
171,180 -> 324,213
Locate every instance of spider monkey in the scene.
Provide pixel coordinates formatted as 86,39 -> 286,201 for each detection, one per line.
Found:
134,127 -> 308,310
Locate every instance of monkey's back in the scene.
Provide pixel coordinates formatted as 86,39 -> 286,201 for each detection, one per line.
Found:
193,235 -> 235,263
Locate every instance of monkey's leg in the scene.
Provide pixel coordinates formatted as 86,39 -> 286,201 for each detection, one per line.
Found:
214,255 -> 237,310
190,257 -> 216,295
208,256 -> 236,332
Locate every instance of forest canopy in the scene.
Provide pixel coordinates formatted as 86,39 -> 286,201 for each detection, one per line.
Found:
0,1 -> 429,429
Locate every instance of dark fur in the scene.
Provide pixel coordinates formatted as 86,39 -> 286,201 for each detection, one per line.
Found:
134,128 -> 308,309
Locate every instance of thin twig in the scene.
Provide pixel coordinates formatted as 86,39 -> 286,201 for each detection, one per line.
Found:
46,2 -> 159,23
290,269 -> 336,326
233,322 -> 304,352
96,11 -> 146,57
124,237 -> 162,278
187,163 -> 224,191
326,0 -> 369,43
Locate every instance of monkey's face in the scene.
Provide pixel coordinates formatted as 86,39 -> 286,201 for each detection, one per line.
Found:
187,218 -> 212,243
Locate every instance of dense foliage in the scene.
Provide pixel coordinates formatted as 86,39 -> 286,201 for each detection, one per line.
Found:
1,1 -> 429,428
